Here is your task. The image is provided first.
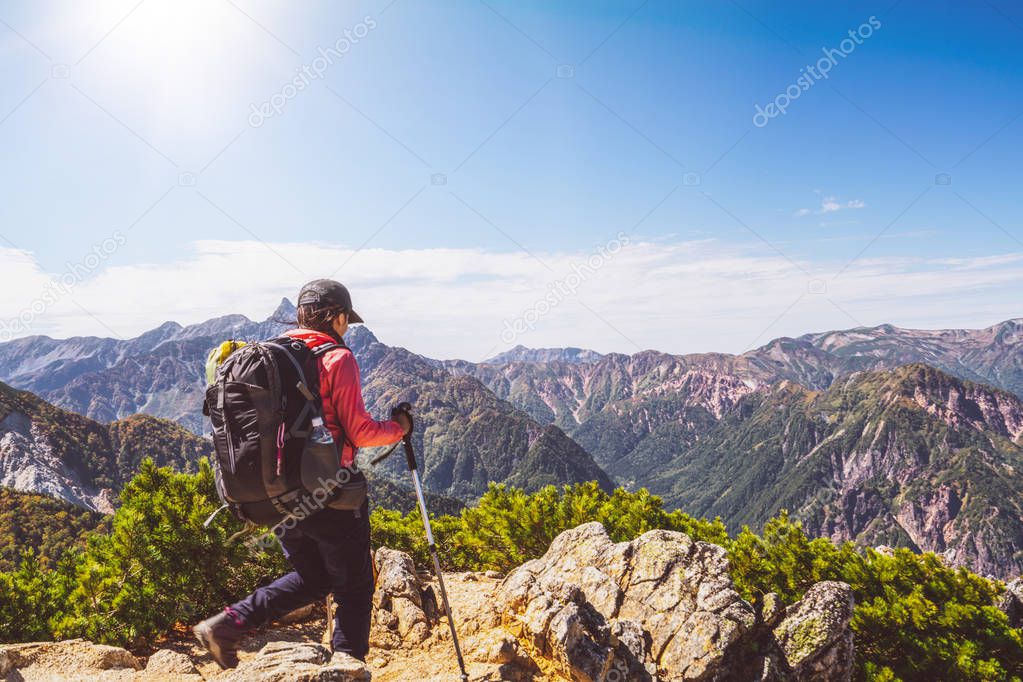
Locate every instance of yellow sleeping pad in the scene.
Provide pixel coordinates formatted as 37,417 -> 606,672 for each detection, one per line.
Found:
205,340 -> 247,385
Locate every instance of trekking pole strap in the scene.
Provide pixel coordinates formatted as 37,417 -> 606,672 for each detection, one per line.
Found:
203,503 -> 229,528
371,402 -> 415,467
369,440 -> 401,466
403,438 -> 417,472
391,402 -> 417,471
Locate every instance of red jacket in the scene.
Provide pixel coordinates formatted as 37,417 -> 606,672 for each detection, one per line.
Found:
284,329 -> 404,467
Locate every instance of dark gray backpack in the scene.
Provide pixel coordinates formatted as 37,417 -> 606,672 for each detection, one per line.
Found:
203,336 -> 366,526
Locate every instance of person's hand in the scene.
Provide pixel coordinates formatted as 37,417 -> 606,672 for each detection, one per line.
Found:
394,411 -> 412,435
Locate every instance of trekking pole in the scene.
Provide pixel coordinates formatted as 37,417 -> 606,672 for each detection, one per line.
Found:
324,595 -> 334,646
391,402 -> 469,682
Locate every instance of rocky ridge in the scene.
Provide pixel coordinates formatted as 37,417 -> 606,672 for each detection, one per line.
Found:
483,345 -> 605,365
0,382 -> 211,512
452,318 -> 1023,478
448,350 -> 762,478
648,364 -> 1023,578
0,524 -> 857,681
0,304 -> 611,504
0,299 -> 296,434
348,333 -> 614,500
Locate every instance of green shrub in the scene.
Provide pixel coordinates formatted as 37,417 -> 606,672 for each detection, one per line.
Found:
370,482 -> 728,573
0,551 -> 71,641
2,467 -> 1021,682
21,459 -> 285,647
728,512 -> 1023,681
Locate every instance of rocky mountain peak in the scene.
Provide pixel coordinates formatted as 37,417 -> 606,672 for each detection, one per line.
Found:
134,320 -> 184,346
268,297 -> 297,322
843,364 -> 1023,442
484,345 -> 604,365
917,378 -> 1023,443
344,325 -> 380,353
992,318 -> 1023,343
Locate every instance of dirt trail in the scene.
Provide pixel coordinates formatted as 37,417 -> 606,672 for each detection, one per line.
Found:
155,572 -> 548,682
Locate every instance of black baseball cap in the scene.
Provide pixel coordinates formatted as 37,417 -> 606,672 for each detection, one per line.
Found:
297,279 -> 364,324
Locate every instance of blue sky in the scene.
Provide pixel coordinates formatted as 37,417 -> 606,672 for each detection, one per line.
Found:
0,0 -> 1021,360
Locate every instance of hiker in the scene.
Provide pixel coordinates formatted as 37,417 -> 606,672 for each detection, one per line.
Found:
194,279 -> 411,668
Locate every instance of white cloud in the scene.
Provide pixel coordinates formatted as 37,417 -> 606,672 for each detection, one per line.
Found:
1,239 -> 1021,361
795,195 -> 866,217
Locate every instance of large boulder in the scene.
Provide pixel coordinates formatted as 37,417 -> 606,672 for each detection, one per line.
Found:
143,649 -> 202,680
370,547 -> 435,648
213,642 -> 369,682
495,522 -> 757,681
483,524 -> 858,682
771,581 -> 855,682
0,639 -> 141,672
0,639 -> 142,681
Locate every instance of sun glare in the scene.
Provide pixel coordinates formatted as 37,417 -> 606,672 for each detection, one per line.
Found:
70,0 -> 274,132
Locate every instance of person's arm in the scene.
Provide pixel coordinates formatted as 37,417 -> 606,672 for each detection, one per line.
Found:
325,350 -> 405,447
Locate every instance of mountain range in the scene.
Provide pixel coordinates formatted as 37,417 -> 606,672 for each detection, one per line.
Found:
650,365 -> 1023,578
0,303 -> 289,433
0,299 -> 610,505
0,381 -> 211,512
0,376 -> 464,533
1,304 -> 1021,576
450,318 -> 1023,474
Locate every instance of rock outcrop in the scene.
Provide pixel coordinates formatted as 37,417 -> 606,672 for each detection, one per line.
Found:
999,577 -> 1023,628
0,639 -> 142,680
464,523 -> 856,681
770,582 -> 855,682
370,547 -> 436,648
216,642 -> 369,682
0,524 -> 857,681
492,522 -> 754,680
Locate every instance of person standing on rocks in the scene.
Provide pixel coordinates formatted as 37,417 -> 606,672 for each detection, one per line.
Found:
194,279 -> 411,668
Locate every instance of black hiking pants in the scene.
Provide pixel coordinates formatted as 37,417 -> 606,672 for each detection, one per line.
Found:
229,500 -> 375,660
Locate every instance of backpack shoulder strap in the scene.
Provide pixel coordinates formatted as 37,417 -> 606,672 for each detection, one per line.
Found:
310,342 -> 356,451
311,341 -> 344,358
261,340 -> 319,441
264,341 -> 316,400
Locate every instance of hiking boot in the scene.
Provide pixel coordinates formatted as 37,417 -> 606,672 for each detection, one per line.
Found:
193,610 -> 244,669
328,650 -> 369,676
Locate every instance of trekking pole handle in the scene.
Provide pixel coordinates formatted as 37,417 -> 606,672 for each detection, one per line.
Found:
391,402 -> 418,472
